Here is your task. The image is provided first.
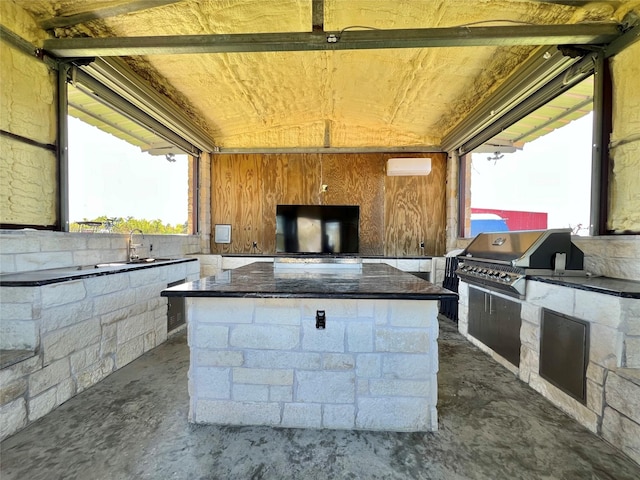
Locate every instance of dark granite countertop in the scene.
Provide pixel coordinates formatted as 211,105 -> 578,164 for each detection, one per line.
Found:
0,258 -> 197,287
221,253 -> 434,260
162,262 -> 456,300
529,275 -> 640,299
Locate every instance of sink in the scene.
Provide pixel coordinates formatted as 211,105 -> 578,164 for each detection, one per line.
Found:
95,258 -> 171,268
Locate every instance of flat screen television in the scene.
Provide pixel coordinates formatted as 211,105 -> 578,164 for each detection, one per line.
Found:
276,205 -> 360,254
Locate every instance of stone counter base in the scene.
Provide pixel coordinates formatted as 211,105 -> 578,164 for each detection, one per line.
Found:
188,297 -> 439,432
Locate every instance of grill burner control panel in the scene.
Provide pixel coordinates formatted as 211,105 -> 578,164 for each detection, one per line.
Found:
455,261 -> 526,298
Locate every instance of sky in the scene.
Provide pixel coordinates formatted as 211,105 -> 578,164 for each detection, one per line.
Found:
68,117 -> 188,225
471,112 -> 593,235
68,110 -> 593,233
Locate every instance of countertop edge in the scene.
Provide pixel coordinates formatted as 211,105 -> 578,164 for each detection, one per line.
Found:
161,291 -> 456,300
0,258 -> 198,287
529,276 -> 640,299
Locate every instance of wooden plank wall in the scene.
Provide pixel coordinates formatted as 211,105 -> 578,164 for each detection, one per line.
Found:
211,152 -> 446,256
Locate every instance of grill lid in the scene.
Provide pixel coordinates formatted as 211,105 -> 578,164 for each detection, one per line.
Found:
460,228 -> 584,271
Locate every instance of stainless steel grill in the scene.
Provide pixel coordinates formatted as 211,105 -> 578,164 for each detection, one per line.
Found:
456,228 -> 585,298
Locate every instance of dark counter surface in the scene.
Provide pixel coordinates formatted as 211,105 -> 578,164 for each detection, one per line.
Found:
162,262 -> 456,300
529,275 -> 640,299
0,258 -> 197,287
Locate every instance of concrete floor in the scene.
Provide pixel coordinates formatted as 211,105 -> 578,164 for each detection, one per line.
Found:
1,319 -> 639,480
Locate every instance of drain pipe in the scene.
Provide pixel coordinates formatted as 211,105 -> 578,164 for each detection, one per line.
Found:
57,63 -> 70,232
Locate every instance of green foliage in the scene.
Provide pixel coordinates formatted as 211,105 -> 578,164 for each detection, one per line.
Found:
70,215 -> 187,234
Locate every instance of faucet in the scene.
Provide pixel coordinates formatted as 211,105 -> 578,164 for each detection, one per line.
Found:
128,229 -> 145,262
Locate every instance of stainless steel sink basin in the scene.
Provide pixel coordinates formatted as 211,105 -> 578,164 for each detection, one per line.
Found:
94,258 -> 171,268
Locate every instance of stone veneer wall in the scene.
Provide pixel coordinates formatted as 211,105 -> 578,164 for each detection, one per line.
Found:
0,229 -> 202,275
457,280 -> 640,464
188,297 -> 439,432
0,260 -> 201,441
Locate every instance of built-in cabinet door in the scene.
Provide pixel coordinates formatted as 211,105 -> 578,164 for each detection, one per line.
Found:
467,287 -> 522,367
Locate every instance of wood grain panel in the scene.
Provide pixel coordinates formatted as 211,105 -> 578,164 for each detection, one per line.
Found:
384,153 -> 447,256
322,154 -> 385,255
261,154 -> 320,253
210,152 -> 446,256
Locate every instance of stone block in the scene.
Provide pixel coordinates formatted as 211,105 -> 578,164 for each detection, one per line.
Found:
575,290 -> 622,329
194,399 -> 281,426
41,300 -> 93,333
382,354 -> 434,379
116,336 -> 144,368
244,350 -> 321,370
0,303 -> 34,321
233,384 -> 269,402
369,379 -> 432,398
192,324 -> 229,349
233,368 -> 293,386
323,404 -> 355,429
195,350 -> 244,367
230,325 -> 299,350
356,397 -> 433,432
355,376 -> 368,393
282,403 -> 322,428
129,267 -> 167,287
375,328 -> 432,353
526,281 -> 575,316
101,323 -> 117,356
41,281 -> 86,308
42,319 -> 101,365
15,251 -> 73,272
624,337 -> 640,368
302,299 -> 357,318
389,300 -> 436,328
195,367 -> 231,399
621,299 -> 640,335
134,283 -> 166,306
589,324 -> 623,368
356,300 -> 375,318
1,286 -> 39,304
374,301 -> 389,325
269,385 -> 293,402
0,397 -> 27,441
302,321 -> 345,352
605,371 -> 640,424
520,303 -> 541,326
347,322 -> 373,352
356,354 -> 381,378
529,373 -> 599,433
28,387 -> 57,422
601,406 -> 640,465
255,299 -> 301,325
76,357 -> 115,393
0,355 -> 41,387
0,320 -> 37,350
29,358 -> 70,397
84,274 -> 129,297
116,311 -> 154,345
0,378 -> 27,405
520,320 -> 539,350
586,362 -> 605,385
295,371 -> 354,403
586,379 -> 604,416
70,343 -> 101,374
56,378 -> 76,405
191,298 -> 254,324
322,353 -> 355,370
93,289 -> 136,316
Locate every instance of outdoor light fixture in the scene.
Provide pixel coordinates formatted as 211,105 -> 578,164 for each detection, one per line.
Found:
386,157 -> 432,176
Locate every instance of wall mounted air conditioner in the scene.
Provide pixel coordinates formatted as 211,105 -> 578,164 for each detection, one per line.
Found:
386,157 -> 432,176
